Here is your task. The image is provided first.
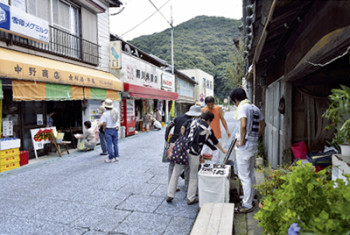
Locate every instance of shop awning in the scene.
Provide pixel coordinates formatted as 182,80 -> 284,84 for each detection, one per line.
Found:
0,47 -> 123,91
124,83 -> 178,100
12,80 -> 120,101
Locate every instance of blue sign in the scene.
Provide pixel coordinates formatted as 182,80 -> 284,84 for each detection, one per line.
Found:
0,3 -> 10,31
0,3 -> 49,43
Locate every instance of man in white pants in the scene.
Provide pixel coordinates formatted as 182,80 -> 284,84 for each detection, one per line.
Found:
230,88 -> 265,213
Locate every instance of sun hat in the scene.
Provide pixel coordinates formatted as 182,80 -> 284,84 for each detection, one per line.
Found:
185,105 -> 202,117
103,99 -> 113,109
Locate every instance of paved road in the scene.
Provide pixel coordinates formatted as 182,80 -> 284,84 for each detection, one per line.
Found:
0,111 -> 237,235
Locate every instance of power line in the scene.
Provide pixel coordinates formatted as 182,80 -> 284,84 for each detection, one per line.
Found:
147,0 -> 172,27
120,0 -> 171,38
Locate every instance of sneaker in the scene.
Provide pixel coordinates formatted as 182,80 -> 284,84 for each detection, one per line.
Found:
166,196 -> 173,203
114,157 -> 119,162
187,198 -> 199,205
100,152 -> 108,155
234,205 -> 254,214
105,158 -> 115,163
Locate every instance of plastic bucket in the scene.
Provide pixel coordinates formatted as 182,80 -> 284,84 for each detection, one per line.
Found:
291,141 -> 307,159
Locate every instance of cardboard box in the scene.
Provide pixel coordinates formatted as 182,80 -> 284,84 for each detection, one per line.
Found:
0,139 -> 21,150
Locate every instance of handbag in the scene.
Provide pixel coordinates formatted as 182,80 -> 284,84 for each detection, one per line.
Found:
162,141 -> 170,163
77,139 -> 85,151
170,136 -> 189,165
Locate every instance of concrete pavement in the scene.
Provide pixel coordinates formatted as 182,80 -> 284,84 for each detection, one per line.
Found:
0,128 -> 197,234
0,110 -> 264,234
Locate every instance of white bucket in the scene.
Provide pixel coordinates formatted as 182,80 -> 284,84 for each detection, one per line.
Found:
340,144 -> 350,157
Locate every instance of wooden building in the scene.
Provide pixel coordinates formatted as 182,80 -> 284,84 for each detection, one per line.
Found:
242,0 -> 350,167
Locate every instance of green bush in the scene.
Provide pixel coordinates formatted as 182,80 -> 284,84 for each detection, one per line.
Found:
323,85 -> 350,146
255,161 -> 350,234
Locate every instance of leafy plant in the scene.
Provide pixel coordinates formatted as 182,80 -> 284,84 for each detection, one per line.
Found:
254,165 -> 292,198
255,161 -> 350,234
322,85 -> 350,146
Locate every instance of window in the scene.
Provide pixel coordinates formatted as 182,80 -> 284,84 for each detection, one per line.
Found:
207,80 -> 210,89
14,0 -> 50,21
142,71 -> 145,80
53,0 -> 80,35
210,81 -> 213,89
146,73 -> 149,81
154,76 -> 158,83
203,78 -> 206,89
136,69 -> 140,78
151,74 -> 154,82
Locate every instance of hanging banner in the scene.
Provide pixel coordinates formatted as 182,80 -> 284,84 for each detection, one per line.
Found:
0,2 -> 49,43
110,41 -> 121,69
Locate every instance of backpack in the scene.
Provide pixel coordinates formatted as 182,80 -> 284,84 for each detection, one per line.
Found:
169,136 -> 189,165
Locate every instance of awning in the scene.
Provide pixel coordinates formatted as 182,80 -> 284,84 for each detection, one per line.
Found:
0,47 -> 123,91
12,80 -> 120,101
124,83 -> 178,100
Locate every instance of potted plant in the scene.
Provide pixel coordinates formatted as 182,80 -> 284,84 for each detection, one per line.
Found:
323,85 -> 350,156
254,161 -> 350,234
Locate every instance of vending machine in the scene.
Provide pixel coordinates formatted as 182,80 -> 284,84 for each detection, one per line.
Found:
120,99 -> 136,136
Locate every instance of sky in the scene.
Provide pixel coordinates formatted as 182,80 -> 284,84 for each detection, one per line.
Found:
110,0 -> 242,41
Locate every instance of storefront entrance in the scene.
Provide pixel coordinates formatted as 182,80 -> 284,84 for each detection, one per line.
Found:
1,80 -> 82,159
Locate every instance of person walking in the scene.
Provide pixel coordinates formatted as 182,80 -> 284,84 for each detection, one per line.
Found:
201,96 -> 231,164
166,111 -> 227,205
230,87 -> 265,213
100,99 -> 120,163
97,106 -> 108,155
164,105 -> 202,190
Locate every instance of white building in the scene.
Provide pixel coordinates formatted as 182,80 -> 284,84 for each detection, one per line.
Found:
180,69 -> 214,105
0,0 -> 123,157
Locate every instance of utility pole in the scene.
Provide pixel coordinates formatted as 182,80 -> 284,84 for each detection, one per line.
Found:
170,5 -> 174,74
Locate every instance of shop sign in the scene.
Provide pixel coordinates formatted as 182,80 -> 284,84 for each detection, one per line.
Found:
0,2 -> 49,43
0,48 -> 121,90
30,127 -> 57,150
3,120 -> 13,136
110,41 -> 121,69
36,114 -> 43,125
161,73 -> 174,91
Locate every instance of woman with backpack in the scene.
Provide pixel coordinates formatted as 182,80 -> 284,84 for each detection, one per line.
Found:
166,111 -> 227,205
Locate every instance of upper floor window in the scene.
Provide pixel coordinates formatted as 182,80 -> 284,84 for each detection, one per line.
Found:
207,80 -> 210,89
202,78 -> 206,89
27,0 -> 50,22
210,81 -> 213,89
136,69 -> 141,78
53,0 -> 80,35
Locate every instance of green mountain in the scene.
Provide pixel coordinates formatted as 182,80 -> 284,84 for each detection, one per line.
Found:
128,15 -> 242,100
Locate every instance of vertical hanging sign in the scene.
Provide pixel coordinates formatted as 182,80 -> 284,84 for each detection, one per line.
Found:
110,41 -> 121,69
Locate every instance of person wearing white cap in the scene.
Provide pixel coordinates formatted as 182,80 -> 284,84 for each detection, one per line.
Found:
164,105 -> 202,192
100,99 -> 120,163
